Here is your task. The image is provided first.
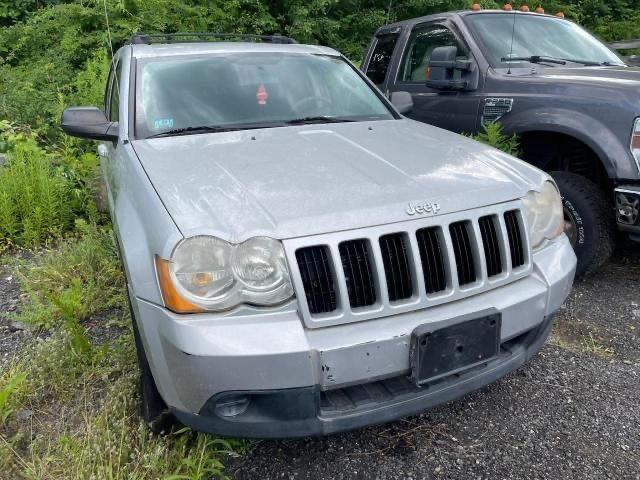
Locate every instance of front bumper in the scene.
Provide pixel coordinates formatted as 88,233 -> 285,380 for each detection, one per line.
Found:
132,235 -> 576,438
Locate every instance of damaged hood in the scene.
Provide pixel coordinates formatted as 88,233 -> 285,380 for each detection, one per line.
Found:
132,119 -> 547,241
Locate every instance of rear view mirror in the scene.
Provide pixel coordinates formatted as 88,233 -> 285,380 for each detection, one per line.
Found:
426,46 -> 474,91
61,107 -> 119,141
390,91 -> 414,114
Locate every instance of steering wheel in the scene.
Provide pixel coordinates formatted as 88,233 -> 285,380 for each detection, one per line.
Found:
292,95 -> 332,114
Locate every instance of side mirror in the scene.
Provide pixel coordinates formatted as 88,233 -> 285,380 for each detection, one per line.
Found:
61,107 -> 119,141
390,91 -> 414,114
425,46 -> 474,91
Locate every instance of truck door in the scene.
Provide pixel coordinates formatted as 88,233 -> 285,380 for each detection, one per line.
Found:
389,22 -> 481,135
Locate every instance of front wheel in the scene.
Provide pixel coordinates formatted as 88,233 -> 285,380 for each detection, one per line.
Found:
550,172 -> 615,279
129,296 -> 177,434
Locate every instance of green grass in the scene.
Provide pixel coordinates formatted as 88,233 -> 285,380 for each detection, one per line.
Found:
13,220 -> 126,330
0,226 -> 242,479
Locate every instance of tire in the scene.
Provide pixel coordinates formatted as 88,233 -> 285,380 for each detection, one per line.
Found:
550,171 -> 615,279
128,296 -> 177,435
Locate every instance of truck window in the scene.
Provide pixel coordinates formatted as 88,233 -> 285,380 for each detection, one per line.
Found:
365,33 -> 399,86
398,24 -> 467,83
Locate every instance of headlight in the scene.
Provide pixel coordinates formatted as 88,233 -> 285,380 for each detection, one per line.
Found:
156,236 -> 294,313
521,180 -> 564,249
631,117 -> 640,172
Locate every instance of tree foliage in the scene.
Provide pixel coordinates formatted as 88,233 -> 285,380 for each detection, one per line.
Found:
0,0 -> 638,138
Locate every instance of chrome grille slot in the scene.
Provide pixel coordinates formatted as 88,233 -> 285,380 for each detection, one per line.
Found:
479,215 -> 503,277
295,246 -> 337,314
415,227 -> 447,294
339,239 -> 377,308
504,210 -> 525,268
379,233 -> 413,302
449,221 -> 477,286
289,201 -> 531,327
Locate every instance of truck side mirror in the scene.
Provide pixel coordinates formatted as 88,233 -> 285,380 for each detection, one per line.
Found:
390,91 -> 414,114
425,46 -> 474,91
61,107 -> 119,141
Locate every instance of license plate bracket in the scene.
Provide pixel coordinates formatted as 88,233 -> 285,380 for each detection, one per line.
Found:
409,314 -> 501,386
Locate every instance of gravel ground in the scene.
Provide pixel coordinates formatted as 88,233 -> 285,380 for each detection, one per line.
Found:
229,242 -> 640,480
0,258 -> 30,369
2,243 -> 638,479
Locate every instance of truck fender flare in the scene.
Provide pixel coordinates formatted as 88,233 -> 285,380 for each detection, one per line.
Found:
500,108 -> 628,178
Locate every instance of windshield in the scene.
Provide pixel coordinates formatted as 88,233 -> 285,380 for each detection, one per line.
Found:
135,53 -> 394,138
465,13 -> 623,68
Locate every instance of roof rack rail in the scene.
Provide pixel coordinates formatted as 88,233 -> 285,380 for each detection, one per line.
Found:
127,32 -> 297,45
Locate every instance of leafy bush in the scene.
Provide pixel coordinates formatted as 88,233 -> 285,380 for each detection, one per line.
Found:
0,128 -> 73,247
14,220 -> 126,329
471,121 -> 520,157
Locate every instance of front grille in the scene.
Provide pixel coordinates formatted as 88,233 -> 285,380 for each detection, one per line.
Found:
479,215 -> 503,277
416,227 -> 447,294
449,221 -> 477,285
292,204 -> 529,325
379,233 -> 413,301
295,246 -> 337,314
339,240 -> 376,308
504,210 -> 525,268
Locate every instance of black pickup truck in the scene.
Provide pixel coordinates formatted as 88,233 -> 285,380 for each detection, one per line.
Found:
362,9 -> 640,277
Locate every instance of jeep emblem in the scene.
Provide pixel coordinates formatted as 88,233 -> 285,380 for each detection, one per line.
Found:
406,201 -> 441,216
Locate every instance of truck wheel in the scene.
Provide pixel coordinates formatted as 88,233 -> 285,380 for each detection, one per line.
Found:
128,296 -> 176,435
550,171 -> 614,278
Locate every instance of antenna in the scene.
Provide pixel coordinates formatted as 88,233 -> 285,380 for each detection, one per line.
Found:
506,12 -> 517,75
102,0 -> 119,98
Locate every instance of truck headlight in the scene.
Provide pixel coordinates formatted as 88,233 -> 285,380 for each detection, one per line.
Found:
631,117 -> 640,172
156,236 -> 294,313
522,180 -> 564,249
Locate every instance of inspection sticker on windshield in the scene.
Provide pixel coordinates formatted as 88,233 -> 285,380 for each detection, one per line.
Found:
154,118 -> 174,129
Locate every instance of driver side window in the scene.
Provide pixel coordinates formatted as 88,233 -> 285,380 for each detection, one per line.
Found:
398,24 -> 467,83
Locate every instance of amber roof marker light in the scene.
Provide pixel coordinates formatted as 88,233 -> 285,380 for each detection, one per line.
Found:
556,11 -> 565,17
471,3 -> 482,11
535,5 -> 544,13
502,3 -> 513,10
519,4 -> 530,11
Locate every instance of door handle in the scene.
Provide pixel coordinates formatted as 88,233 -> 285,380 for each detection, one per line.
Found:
97,144 -> 108,158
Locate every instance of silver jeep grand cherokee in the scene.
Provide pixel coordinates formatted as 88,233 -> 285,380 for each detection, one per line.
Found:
61,33 -> 576,438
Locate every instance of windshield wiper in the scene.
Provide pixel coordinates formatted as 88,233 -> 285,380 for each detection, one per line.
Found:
285,116 -> 356,125
564,59 -> 623,66
146,122 -> 288,139
501,55 -> 567,65
146,125 -> 240,139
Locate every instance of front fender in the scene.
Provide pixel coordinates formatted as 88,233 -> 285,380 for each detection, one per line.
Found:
500,107 -> 636,179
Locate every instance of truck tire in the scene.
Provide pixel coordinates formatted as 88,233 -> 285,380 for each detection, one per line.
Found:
128,295 -> 177,435
550,171 -> 614,279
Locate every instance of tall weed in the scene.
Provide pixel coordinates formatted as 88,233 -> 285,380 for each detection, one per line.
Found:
14,220 -> 126,329
0,130 -> 73,247
471,122 -> 520,157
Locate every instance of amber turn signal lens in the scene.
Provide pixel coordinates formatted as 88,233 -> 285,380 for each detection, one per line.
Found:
155,256 -> 204,314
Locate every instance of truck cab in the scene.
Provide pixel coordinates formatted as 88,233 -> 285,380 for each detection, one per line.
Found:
363,10 -> 640,277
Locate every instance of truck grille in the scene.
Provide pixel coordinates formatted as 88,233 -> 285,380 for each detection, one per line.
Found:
338,240 -> 377,308
295,246 -> 337,314
415,227 -> 447,294
379,233 -> 413,301
479,215 -> 502,277
289,202 -> 531,327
